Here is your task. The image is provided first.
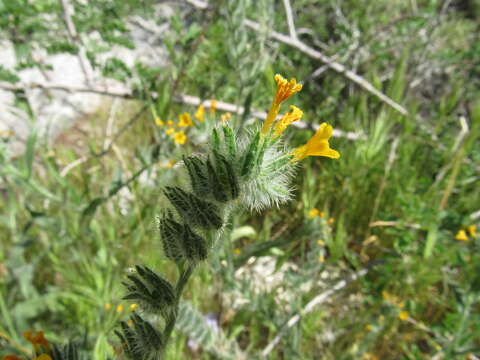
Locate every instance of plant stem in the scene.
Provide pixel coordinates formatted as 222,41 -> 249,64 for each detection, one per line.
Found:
163,264 -> 195,346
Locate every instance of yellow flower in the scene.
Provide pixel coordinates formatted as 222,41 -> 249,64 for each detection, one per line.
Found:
327,217 -> 335,225
398,311 -> 409,321
319,254 -> 325,263
194,104 -> 205,122
173,131 -> 187,145
261,74 -> 302,136
167,120 -> 174,127
33,355 -> 52,360
210,99 -> 217,113
116,304 -> 124,313
455,230 -> 469,242
317,239 -> 325,246
155,116 -> 164,127
220,112 -> 232,124
104,303 -> 112,311
24,330 -> 49,352
129,303 -> 138,311
319,211 -> 326,218
234,248 -> 241,255
166,128 -> 174,136
467,225 -> 476,237
165,160 -> 175,168
365,324 -> 374,332
291,123 -> 340,161
127,320 -> 134,327
178,112 -> 193,127
272,105 -> 303,138
308,208 -> 319,218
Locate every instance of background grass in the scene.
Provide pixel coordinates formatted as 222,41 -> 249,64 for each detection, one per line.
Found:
1,0 -> 479,359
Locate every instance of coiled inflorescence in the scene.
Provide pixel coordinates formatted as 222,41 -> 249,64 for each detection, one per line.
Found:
117,74 -> 340,359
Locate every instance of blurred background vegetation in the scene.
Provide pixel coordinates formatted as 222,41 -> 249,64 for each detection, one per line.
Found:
0,0 -> 479,359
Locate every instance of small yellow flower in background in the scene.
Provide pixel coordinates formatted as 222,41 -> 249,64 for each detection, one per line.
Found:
467,225 -> 476,237
178,112 -> 193,127
317,239 -> 325,246
129,303 -> 138,311
319,254 -> 325,263
174,131 -> 187,145
104,303 -> 112,311
127,320 -> 134,327
165,160 -> 176,168
194,104 -> 205,122
319,211 -> 326,218
234,248 -> 241,255
24,330 -> 50,352
33,355 -> 52,360
155,116 -> 164,127
210,99 -> 217,113
308,208 -> 319,218
261,74 -> 302,136
220,112 -> 232,124
455,229 -> 469,242
273,105 -> 303,138
166,128 -> 174,136
291,123 -> 340,161
398,311 -> 409,321
365,324 -> 374,332
116,304 -> 124,313
362,353 -> 379,360
327,217 -> 335,225
167,120 -> 174,127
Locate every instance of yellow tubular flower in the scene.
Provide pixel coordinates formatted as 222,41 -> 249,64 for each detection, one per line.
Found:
155,117 -> 164,127
220,112 -> 232,124
166,128 -> 174,136
467,225 -> 476,237
273,106 -> 303,138
398,311 -> 409,321
455,230 -> 469,241
210,99 -> 217,114
194,104 -> 205,122
308,208 -> 319,218
291,123 -> 340,161
178,112 -> 193,127
261,74 -> 303,136
174,131 -> 187,145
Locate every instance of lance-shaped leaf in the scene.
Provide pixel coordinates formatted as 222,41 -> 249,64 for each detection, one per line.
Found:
181,223 -> 208,262
183,156 -> 210,197
122,266 -> 175,315
164,186 -> 223,229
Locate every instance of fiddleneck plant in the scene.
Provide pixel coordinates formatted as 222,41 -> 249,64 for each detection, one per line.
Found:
115,74 -> 340,359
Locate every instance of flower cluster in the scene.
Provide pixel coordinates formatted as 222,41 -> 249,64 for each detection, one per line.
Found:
260,74 -> 340,162
455,225 -> 476,242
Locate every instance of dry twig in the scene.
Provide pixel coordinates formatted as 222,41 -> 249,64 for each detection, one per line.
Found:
59,0 -> 94,84
244,19 -> 409,116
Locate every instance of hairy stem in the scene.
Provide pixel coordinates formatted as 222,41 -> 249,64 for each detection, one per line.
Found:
163,264 -> 195,345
